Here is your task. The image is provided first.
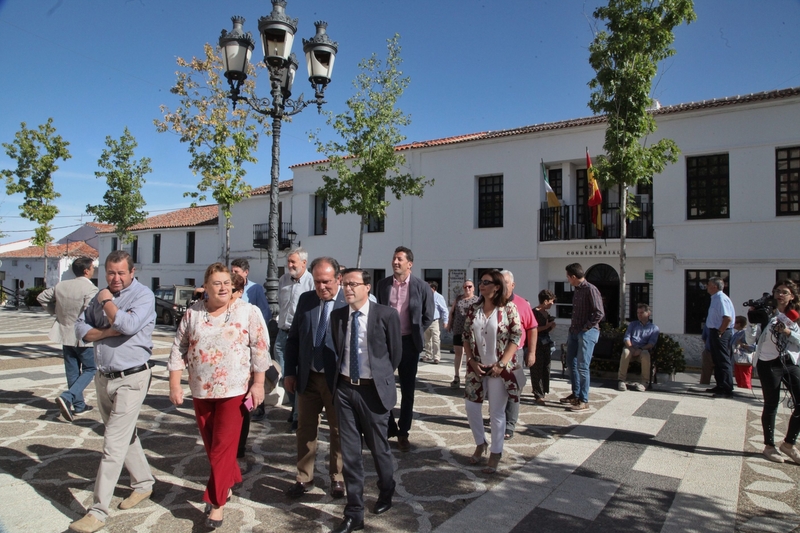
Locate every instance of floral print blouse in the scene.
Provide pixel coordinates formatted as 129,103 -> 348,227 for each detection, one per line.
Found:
168,299 -> 271,399
462,299 -> 522,403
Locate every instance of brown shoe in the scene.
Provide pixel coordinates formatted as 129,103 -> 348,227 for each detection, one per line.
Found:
69,514 -> 105,533
331,480 -> 345,498
398,436 -> 411,453
568,402 -> 589,412
559,393 -> 577,404
119,489 -> 152,510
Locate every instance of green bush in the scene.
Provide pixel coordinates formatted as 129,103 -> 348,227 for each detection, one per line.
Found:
26,286 -> 46,307
651,332 -> 686,375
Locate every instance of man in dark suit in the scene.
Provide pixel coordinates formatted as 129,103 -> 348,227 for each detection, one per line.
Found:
283,257 -> 346,499
330,268 -> 402,533
375,246 -> 434,452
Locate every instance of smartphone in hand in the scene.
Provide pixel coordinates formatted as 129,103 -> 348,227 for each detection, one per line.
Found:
244,395 -> 254,411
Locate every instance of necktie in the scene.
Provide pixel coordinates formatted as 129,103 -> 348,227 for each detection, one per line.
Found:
313,300 -> 332,371
350,310 -> 361,381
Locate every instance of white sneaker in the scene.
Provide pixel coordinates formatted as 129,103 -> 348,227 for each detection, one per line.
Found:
617,381 -> 627,391
630,382 -> 646,392
763,445 -> 784,463
779,442 -> 800,464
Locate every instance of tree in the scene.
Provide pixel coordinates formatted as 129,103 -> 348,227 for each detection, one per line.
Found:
155,43 -> 269,266
86,127 -> 151,244
313,34 -> 433,267
587,0 -> 696,323
2,118 -> 71,283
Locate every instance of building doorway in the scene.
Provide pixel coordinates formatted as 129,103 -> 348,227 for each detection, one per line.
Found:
585,263 -> 620,326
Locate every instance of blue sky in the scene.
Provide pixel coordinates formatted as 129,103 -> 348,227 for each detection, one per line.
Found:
1,0 -> 799,244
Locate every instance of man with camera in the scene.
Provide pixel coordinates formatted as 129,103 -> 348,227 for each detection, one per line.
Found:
705,277 -> 735,397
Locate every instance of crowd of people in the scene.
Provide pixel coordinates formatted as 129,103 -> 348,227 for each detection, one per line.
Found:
39,246 -> 800,532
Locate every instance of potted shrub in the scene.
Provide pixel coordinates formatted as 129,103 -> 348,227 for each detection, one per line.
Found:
651,332 -> 686,382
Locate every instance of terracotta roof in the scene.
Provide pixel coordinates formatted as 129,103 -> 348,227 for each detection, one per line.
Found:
290,86 -> 800,168
96,205 -> 219,233
85,221 -> 115,232
0,241 -> 99,259
251,179 -> 293,196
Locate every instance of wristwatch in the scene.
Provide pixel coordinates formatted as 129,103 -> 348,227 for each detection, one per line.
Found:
100,298 -> 114,307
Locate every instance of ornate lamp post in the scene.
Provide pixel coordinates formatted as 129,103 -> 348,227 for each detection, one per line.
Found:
218,0 -> 337,315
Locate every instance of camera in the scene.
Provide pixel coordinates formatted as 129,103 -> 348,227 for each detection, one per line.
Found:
743,293 -> 773,311
745,292 -> 774,331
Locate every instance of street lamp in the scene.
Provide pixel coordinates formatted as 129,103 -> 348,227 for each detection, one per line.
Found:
218,0 -> 338,315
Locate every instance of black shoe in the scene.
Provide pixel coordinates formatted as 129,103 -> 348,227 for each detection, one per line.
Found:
286,413 -> 294,423
714,390 -> 734,398
250,405 -> 267,422
286,481 -> 314,498
74,405 -> 93,415
705,387 -> 721,393
332,517 -> 364,533
56,397 -> 74,422
289,420 -> 298,433
372,498 -> 392,515
331,481 -> 345,499
206,516 -> 223,529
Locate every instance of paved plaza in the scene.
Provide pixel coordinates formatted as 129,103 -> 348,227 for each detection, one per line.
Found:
1,306 -> 800,532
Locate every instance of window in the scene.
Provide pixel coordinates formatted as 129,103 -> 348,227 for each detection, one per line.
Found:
186,231 -> 196,264
548,168 -> 563,199
687,154 -> 729,219
151,277 -> 160,291
131,237 -> 139,263
478,175 -> 503,228
553,281 -> 574,319
111,237 -> 118,251
423,269 -> 442,293
367,188 -> 385,233
684,269 -> 729,334
777,146 -> 800,216
371,269 -> 386,295
152,234 -> 161,264
314,195 -> 327,236
628,283 -> 651,322
185,278 -> 196,286
34,277 -> 45,287
777,270 -> 800,284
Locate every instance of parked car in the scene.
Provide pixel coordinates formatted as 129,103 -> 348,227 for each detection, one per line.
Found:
154,285 -> 195,328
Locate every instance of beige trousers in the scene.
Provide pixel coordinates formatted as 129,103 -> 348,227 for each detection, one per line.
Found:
618,348 -> 651,384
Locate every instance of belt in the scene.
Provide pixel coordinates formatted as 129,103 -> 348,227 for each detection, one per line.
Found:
339,375 -> 373,386
102,362 -> 150,380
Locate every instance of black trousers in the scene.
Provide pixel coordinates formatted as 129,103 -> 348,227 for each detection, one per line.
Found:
529,342 -> 552,398
757,357 -> 800,446
709,328 -> 734,393
388,335 -> 418,437
335,379 -> 396,522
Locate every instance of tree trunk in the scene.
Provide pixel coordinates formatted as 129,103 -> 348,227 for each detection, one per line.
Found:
225,219 -> 230,267
618,185 -> 628,325
356,219 -> 365,268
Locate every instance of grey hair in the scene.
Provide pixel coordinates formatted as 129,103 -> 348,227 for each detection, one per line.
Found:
500,269 -> 514,283
287,247 -> 308,262
708,277 -> 725,291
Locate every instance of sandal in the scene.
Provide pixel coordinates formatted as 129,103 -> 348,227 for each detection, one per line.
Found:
483,452 -> 502,474
469,442 -> 488,464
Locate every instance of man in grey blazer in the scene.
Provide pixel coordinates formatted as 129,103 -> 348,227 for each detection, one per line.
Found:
375,246 -> 434,452
284,257 -> 346,499
37,256 -> 98,422
330,268 -> 402,533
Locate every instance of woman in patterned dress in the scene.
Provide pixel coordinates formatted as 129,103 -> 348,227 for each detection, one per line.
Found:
462,269 -> 522,474
168,263 -> 271,528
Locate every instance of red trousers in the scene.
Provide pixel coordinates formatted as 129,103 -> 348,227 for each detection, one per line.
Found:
193,394 -> 245,506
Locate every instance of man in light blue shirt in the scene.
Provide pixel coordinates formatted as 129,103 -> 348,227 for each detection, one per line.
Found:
705,276 -> 735,397
422,281 -> 449,364
618,304 -> 659,391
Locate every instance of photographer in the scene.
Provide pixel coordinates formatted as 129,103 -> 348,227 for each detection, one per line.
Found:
746,280 -> 800,463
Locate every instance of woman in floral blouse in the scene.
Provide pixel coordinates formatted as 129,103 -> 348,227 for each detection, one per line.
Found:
168,263 -> 271,528
462,269 -> 522,474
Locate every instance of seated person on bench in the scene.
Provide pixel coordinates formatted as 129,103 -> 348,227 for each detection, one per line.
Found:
618,304 -> 659,392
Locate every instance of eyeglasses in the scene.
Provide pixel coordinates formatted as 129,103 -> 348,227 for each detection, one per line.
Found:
774,289 -> 792,296
342,282 -> 367,289
210,281 -> 232,288
463,285 -> 474,290
479,280 -> 496,286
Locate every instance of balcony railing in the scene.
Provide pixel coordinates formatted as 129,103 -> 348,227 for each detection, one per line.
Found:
539,203 -> 653,241
253,222 -> 293,250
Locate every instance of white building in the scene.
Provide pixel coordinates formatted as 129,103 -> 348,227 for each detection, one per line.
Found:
95,205 -> 220,290
274,86 -> 800,365
0,241 -> 99,294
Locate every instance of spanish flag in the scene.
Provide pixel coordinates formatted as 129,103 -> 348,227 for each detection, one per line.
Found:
586,148 -> 603,236
542,159 -> 561,208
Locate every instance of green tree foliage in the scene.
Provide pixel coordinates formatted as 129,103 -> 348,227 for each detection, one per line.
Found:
86,127 -> 151,244
2,118 -> 71,282
588,0 -> 696,322
155,43 -> 269,266
313,34 -> 432,267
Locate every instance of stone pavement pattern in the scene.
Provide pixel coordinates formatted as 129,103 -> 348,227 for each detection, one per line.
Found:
1,307 -> 800,532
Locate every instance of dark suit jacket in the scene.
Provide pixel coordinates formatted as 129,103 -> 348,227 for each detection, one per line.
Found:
284,289 -> 347,394
376,274 -> 434,353
330,302 -> 402,411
